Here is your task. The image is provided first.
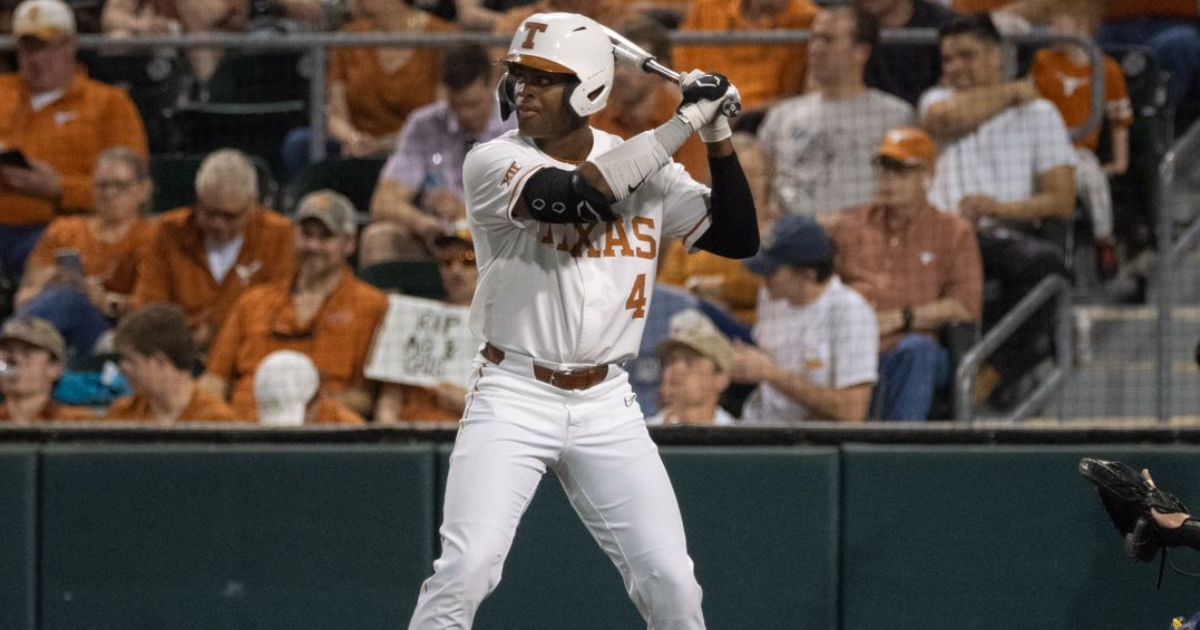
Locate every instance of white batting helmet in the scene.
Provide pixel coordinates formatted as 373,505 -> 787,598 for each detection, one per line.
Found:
503,12 -> 615,117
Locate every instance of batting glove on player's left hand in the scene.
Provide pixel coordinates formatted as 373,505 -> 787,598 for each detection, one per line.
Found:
677,70 -> 738,134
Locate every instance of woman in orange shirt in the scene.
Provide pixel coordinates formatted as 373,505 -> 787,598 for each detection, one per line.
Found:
13,147 -> 157,359
280,0 -> 453,181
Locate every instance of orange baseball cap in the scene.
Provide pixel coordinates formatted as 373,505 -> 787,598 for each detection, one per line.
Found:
876,127 -> 937,169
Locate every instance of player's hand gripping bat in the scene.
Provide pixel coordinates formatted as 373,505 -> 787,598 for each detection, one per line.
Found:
601,25 -> 742,118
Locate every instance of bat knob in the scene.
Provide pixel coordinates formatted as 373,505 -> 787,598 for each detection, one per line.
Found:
721,97 -> 741,118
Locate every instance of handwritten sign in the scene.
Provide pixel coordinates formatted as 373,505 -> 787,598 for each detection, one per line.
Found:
365,295 -> 481,387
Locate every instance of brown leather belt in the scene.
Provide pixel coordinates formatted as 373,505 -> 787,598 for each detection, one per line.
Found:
482,343 -> 609,391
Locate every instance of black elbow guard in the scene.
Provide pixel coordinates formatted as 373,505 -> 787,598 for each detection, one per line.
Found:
521,168 -> 618,224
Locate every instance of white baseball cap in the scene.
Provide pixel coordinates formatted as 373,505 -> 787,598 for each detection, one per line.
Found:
13,0 -> 76,40
253,350 -> 319,427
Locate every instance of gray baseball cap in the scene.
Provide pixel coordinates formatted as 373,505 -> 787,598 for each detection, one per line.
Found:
295,190 -> 357,235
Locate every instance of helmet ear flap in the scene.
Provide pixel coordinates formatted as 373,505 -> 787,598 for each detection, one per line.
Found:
497,71 -> 517,121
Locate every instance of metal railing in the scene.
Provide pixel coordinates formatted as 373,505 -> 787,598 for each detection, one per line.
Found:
1155,119 -> 1200,421
0,29 -> 1106,157
955,274 -> 1073,423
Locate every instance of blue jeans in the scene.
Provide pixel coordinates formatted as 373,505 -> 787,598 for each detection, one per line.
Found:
0,224 -> 47,278
1098,18 -> 1200,105
280,127 -> 341,185
876,334 -> 949,421
17,285 -> 112,360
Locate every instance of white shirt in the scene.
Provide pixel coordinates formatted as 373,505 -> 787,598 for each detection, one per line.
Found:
205,234 -> 244,284
646,407 -> 737,426
918,86 -> 1076,213
741,278 -> 879,423
759,89 -> 914,217
462,128 -> 712,367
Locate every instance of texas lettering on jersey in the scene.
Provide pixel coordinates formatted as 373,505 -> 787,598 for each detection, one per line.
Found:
537,217 -> 658,260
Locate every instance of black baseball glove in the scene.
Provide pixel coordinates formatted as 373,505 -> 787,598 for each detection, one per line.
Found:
1079,458 -> 1190,562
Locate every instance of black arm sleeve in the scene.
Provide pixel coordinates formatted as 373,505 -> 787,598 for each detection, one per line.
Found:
693,152 -> 760,259
520,167 -> 618,224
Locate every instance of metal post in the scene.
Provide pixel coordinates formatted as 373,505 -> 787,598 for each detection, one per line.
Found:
308,44 -> 327,163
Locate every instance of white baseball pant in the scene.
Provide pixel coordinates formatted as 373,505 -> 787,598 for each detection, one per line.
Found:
407,352 -> 706,630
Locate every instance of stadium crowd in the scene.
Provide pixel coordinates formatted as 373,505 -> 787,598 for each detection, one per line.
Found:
0,0 -> 1195,424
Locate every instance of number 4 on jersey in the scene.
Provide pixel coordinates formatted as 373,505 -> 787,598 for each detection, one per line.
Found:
626,273 -> 647,319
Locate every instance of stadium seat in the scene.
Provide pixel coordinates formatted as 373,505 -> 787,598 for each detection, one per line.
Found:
86,52 -> 188,154
279,157 -> 387,217
358,261 -> 445,300
201,51 -> 311,105
149,153 -> 279,214
170,102 -> 307,176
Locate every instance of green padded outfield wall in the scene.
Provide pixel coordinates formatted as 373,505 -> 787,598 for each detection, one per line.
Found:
39,445 -> 437,630
0,447 -> 37,630
841,445 -> 1200,630
438,446 -> 841,630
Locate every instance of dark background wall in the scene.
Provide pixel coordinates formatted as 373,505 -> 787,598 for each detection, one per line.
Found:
2,441 -> 1198,630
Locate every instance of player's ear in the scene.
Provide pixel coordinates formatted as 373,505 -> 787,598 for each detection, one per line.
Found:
497,71 -> 517,121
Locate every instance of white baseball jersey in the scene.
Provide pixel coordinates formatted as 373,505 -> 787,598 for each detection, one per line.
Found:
462,127 -> 712,367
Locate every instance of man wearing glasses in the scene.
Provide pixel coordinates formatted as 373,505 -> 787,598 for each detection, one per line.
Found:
132,149 -> 295,350
202,190 -> 387,420
0,0 -> 148,278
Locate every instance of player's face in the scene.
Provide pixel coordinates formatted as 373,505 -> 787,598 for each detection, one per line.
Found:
940,33 -> 1002,91
295,219 -> 354,278
508,63 -> 580,139
448,78 -> 495,137
659,347 -> 728,413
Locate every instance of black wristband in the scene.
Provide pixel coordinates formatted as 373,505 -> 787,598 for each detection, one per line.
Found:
901,307 -> 915,331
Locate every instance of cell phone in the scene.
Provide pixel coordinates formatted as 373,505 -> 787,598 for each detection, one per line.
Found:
55,248 -> 84,276
0,148 -> 31,169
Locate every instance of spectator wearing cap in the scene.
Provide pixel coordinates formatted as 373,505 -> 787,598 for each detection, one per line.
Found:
0,0 -> 148,277
131,149 -> 295,350
360,41 -> 515,266
829,127 -> 982,420
106,303 -> 240,423
202,189 -> 388,420
254,350 -> 363,426
0,317 -> 93,422
374,231 -> 479,423
648,311 -> 736,426
732,214 -> 879,423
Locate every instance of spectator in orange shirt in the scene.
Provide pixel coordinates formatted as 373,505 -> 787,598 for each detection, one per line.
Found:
13,147 -> 156,358
374,231 -> 479,423
1032,0 -> 1133,280
202,190 -> 388,419
0,317 -> 94,422
591,17 -> 709,183
673,0 -> 819,112
829,128 -> 983,420
131,149 -> 295,350
280,0 -> 453,182
106,303 -> 241,423
0,0 -> 148,277
254,350 -> 363,425
658,132 -> 770,325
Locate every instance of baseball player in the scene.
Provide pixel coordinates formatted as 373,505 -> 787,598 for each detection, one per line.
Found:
405,12 -> 757,630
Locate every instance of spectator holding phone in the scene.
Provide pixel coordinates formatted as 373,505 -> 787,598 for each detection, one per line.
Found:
0,0 -> 148,277
12,147 -> 156,359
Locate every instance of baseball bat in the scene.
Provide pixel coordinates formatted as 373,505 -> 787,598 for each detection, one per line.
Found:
601,25 -> 742,118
